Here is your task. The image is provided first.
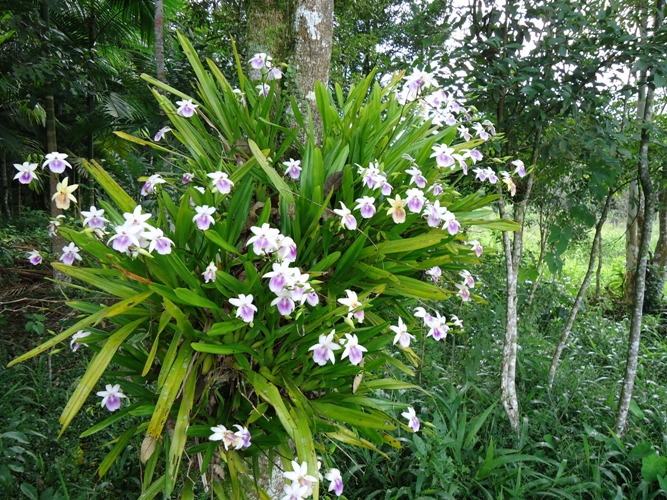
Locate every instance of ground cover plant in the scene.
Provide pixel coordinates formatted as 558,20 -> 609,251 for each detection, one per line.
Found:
5,34 -> 519,499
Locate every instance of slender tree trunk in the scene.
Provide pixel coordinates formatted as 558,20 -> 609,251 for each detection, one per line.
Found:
499,127 -> 542,434
87,6 -> 95,164
624,61 -> 649,307
527,210 -> 548,306
625,180 -> 640,304
1,154 -> 9,217
616,58 -> 659,436
652,188 -> 667,283
548,192 -> 614,388
46,95 -> 67,283
595,229 -> 603,299
293,0 -> 334,142
154,0 -> 166,84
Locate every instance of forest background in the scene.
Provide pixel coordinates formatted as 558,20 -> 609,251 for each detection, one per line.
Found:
1,0 -> 667,498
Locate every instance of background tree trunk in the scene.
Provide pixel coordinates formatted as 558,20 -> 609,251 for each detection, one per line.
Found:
595,231 -> 603,299
625,180 -> 640,305
1,154 -> 9,217
154,0 -> 166,84
548,192 -> 613,388
293,0 -> 334,142
245,0 -> 293,80
616,0 -> 662,430
46,95 -> 68,284
527,209 -> 548,306
499,127 -> 542,434
651,187 -> 667,287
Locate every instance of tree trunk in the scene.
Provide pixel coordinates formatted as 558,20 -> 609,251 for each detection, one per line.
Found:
154,0 -> 166,84
499,126 -> 542,434
246,0 -> 293,80
293,0 -> 334,142
624,59 -> 649,307
616,18 -> 660,430
595,228 -> 603,299
1,154 -> 9,217
527,209 -> 548,306
652,187 -> 667,285
548,192 -> 613,388
46,95 -> 68,284
625,180 -> 640,304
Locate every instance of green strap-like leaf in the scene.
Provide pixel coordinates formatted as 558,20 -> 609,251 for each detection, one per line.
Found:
8,291 -> 153,367
98,425 -> 139,477
359,231 -> 451,258
310,402 -> 396,430
52,263 -> 139,298
145,343 -> 194,441
81,159 -> 135,214
246,372 -> 298,439
173,288 -> 221,311
248,139 -> 295,207
191,342 -> 256,356
59,317 -> 146,436
114,131 -> 186,157
384,275 -> 451,300
165,362 -> 198,496
204,231 -> 239,255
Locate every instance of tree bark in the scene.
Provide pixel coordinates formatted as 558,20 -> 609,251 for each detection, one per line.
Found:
1,154 -> 9,217
46,95 -> 68,284
548,191 -> 613,388
499,126 -> 542,434
625,180 -> 640,304
616,88 -> 656,435
293,0 -> 334,142
594,228 -> 603,299
246,0 -> 293,80
527,208 -> 548,306
652,186 -> 667,286
154,0 -> 166,84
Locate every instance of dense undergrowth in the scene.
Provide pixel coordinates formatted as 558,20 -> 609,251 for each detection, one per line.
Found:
2,213 -> 667,498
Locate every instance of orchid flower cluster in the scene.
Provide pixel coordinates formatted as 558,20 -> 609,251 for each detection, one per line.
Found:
248,52 -> 283,98
14,152 -> 78,210
426,263 -> 479,302
396,67 -> 527,198
14,151 -> 84,267
280,461 -> 344,500
246,223 -> 319,317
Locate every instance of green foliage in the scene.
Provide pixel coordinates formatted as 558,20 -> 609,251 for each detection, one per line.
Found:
0,332 -> 144,498
342,243 -> 667,497
0,210 -> 49,268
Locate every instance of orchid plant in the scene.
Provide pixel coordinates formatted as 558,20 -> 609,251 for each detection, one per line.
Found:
9,34 -> 518,499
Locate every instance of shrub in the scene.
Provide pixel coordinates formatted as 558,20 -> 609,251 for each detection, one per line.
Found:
9,34 -> 517,498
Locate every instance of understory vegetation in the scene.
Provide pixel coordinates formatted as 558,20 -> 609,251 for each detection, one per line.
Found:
3,211 -> 667,499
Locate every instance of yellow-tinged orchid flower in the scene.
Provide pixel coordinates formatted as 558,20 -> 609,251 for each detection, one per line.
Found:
386,195 -> 406,224
52,177 -> 78,210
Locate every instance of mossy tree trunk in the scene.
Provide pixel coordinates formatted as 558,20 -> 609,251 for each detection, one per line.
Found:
244,0 -> 333,142
246,0 -> 294,79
